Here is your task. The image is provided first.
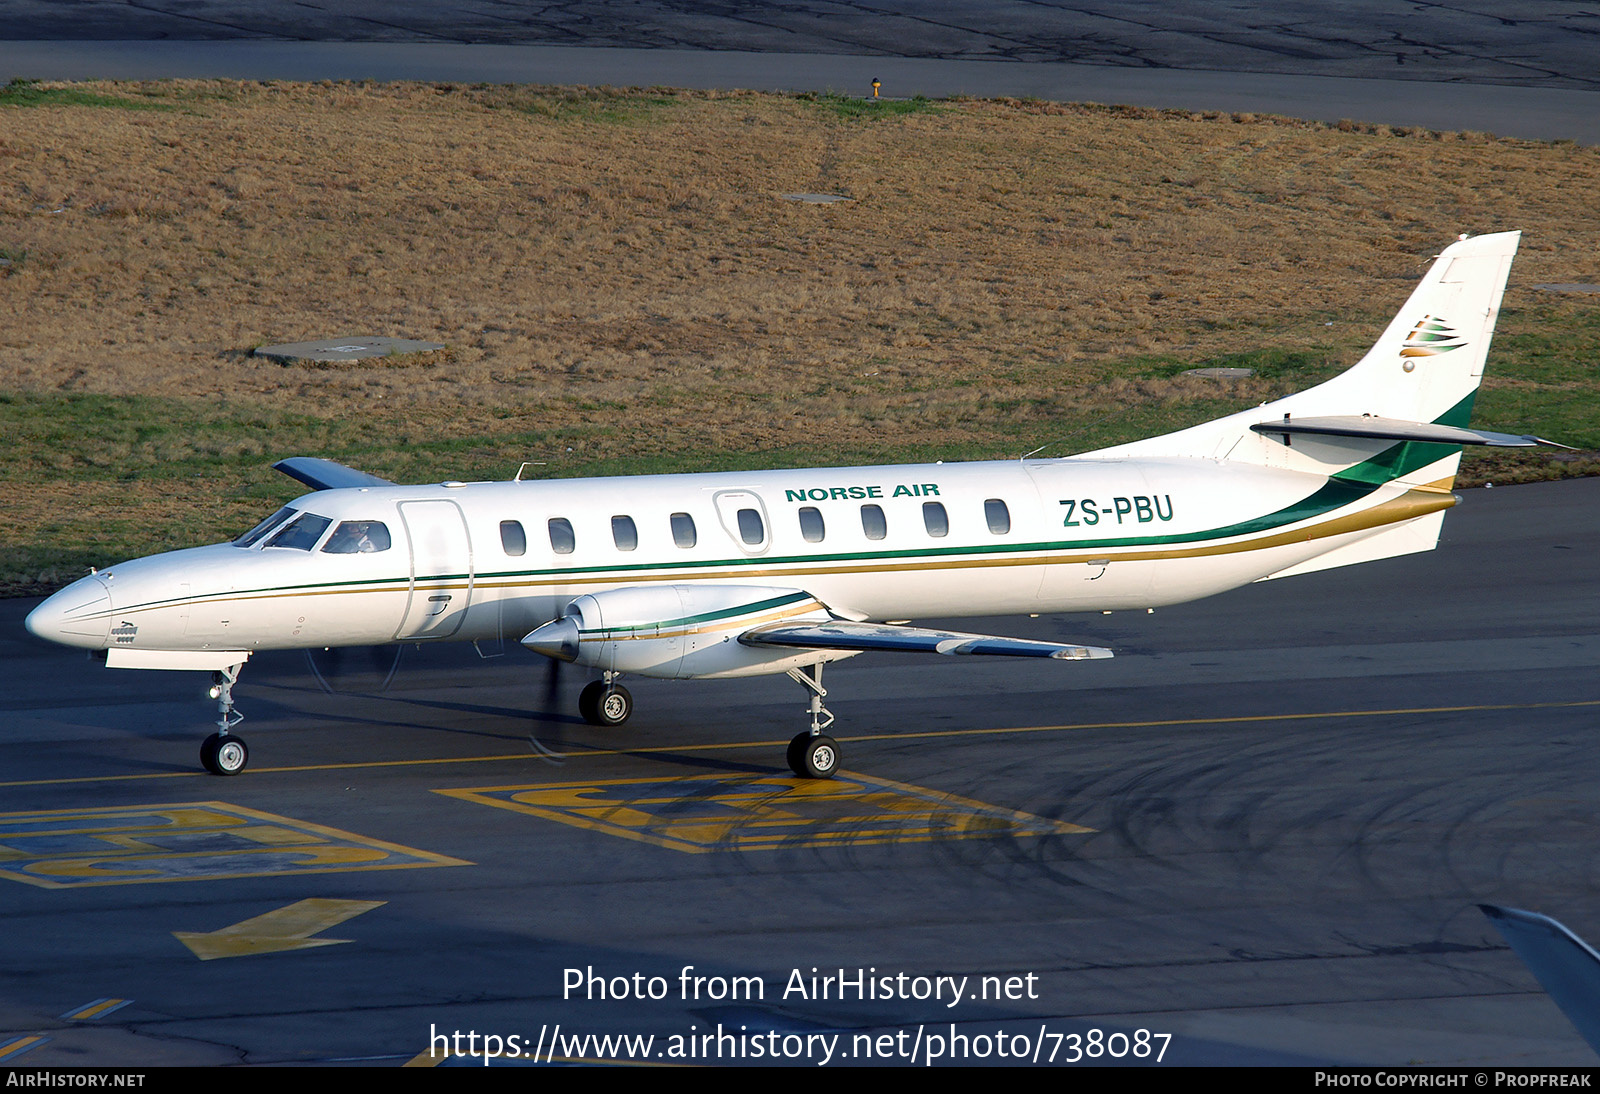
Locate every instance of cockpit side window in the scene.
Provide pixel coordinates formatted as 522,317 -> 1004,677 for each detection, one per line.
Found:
264,512 -> 333,551
234,506 -> 297,548
321,520 -> 392,554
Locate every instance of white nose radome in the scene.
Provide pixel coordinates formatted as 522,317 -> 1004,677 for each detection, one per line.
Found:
25,575 -> 112,649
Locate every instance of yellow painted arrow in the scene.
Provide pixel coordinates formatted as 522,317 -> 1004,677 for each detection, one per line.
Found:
174,898 -> 385,960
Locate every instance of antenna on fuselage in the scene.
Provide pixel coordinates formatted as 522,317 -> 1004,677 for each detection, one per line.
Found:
513,462 -> 547,482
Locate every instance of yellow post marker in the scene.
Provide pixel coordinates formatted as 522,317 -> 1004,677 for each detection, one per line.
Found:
173,898 -> 385,960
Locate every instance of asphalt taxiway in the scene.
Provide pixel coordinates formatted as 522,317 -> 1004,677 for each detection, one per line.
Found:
5,477 -> 1600,1066
3,1 -> 1599,143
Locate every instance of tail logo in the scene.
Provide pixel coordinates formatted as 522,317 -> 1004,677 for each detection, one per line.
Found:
1401,315 -> 1468,359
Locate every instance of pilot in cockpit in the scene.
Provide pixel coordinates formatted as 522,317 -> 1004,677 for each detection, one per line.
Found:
322,520 -> 390,554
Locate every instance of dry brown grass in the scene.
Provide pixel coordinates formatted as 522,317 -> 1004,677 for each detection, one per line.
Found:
4,81 -> 1600,592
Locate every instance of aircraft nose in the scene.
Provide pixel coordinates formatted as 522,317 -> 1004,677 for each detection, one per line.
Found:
25,575 -> 113,649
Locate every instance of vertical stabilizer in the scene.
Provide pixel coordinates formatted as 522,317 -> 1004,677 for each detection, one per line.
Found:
1300,230 -> 1519,428
1090,232 -> 1520,472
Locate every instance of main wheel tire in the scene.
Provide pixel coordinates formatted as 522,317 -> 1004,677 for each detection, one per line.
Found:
579,681 -> 633,727
796,734 -> 840,779
577,682 -> 600,724
200,732 -> 249,776
786,732 -> 810,776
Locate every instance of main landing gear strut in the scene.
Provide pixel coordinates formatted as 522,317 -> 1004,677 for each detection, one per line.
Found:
785,663 -> 839,779
199,664 -> 249,776
569,664 -> 843,779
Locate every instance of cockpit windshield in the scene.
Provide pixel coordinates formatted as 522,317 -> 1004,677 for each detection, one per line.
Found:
234,507 -> 297,548
263,512 -> 333,551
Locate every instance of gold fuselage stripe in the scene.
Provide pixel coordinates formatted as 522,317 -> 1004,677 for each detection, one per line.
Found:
112,485 -> 1454,617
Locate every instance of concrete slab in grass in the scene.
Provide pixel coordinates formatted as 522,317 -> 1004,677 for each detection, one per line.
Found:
1183,367 -> 1255,378
254,336 -> 445,364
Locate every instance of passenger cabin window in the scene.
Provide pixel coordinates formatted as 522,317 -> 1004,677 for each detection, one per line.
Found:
264,512 -> 332,551
671,512 -> 697,549
861,504 -> 887,541
985,498 -> 1011,535
548,517 -> 575,555
322,520 -> 392,554
799,506 -> 825,543
923,501 -> 949,538
500,520 -> 526,557
736,508 -> 765,546
612,515 -> 638,552
235,506 -> 296,547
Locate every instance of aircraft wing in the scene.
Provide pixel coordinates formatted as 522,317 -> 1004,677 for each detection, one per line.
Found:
740,619 -> 1112,660
273,457 -> 397,490
1481,904 -> 1600,1056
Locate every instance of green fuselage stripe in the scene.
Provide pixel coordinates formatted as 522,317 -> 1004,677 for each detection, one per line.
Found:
108,422 -> 1467,617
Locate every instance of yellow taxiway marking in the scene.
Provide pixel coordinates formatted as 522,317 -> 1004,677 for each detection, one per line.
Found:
5,698 -> 1599,789
0,1036 -> 50,1061
61,998 -> 132,1021
0,802 -> 467,888
174,898 -> 386,961
437,772 -> 1092,853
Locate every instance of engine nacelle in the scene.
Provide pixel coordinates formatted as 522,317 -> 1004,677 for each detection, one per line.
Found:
521,585 -> 855,679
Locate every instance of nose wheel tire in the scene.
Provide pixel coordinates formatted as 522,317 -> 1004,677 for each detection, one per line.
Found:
579,681 -> 633,727
200,732 -> 249,776
788,732 -> 840,779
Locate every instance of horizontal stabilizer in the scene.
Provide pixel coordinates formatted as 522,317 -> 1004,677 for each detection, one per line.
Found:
741,620 -> 1113,660
1250,415 -> 1570,449
1481,904 -> 1600,1057
273,457 -> 397,491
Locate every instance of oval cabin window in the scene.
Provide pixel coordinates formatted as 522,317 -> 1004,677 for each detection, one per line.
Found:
799,507 -> 825,543
861,504 -> 887,541
500,520 -> 526,556
548,517 -> 576,555
984,498 -> 1011,535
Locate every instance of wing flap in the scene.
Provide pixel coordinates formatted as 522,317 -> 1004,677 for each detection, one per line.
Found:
1250,415 -> 1569,448
273,457 -> 397,491
741,620 -> 1112,661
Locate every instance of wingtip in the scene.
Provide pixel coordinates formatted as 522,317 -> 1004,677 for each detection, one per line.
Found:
1052,645 -> 1115,661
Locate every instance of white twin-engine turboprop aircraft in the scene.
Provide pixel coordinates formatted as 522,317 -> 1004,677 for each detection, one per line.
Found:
27,232 -> 1553,778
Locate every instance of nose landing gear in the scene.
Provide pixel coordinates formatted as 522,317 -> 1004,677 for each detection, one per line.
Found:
199,664 -> 248,776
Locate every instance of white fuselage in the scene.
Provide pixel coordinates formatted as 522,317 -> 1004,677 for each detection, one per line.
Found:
30,453 -> 1453,665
